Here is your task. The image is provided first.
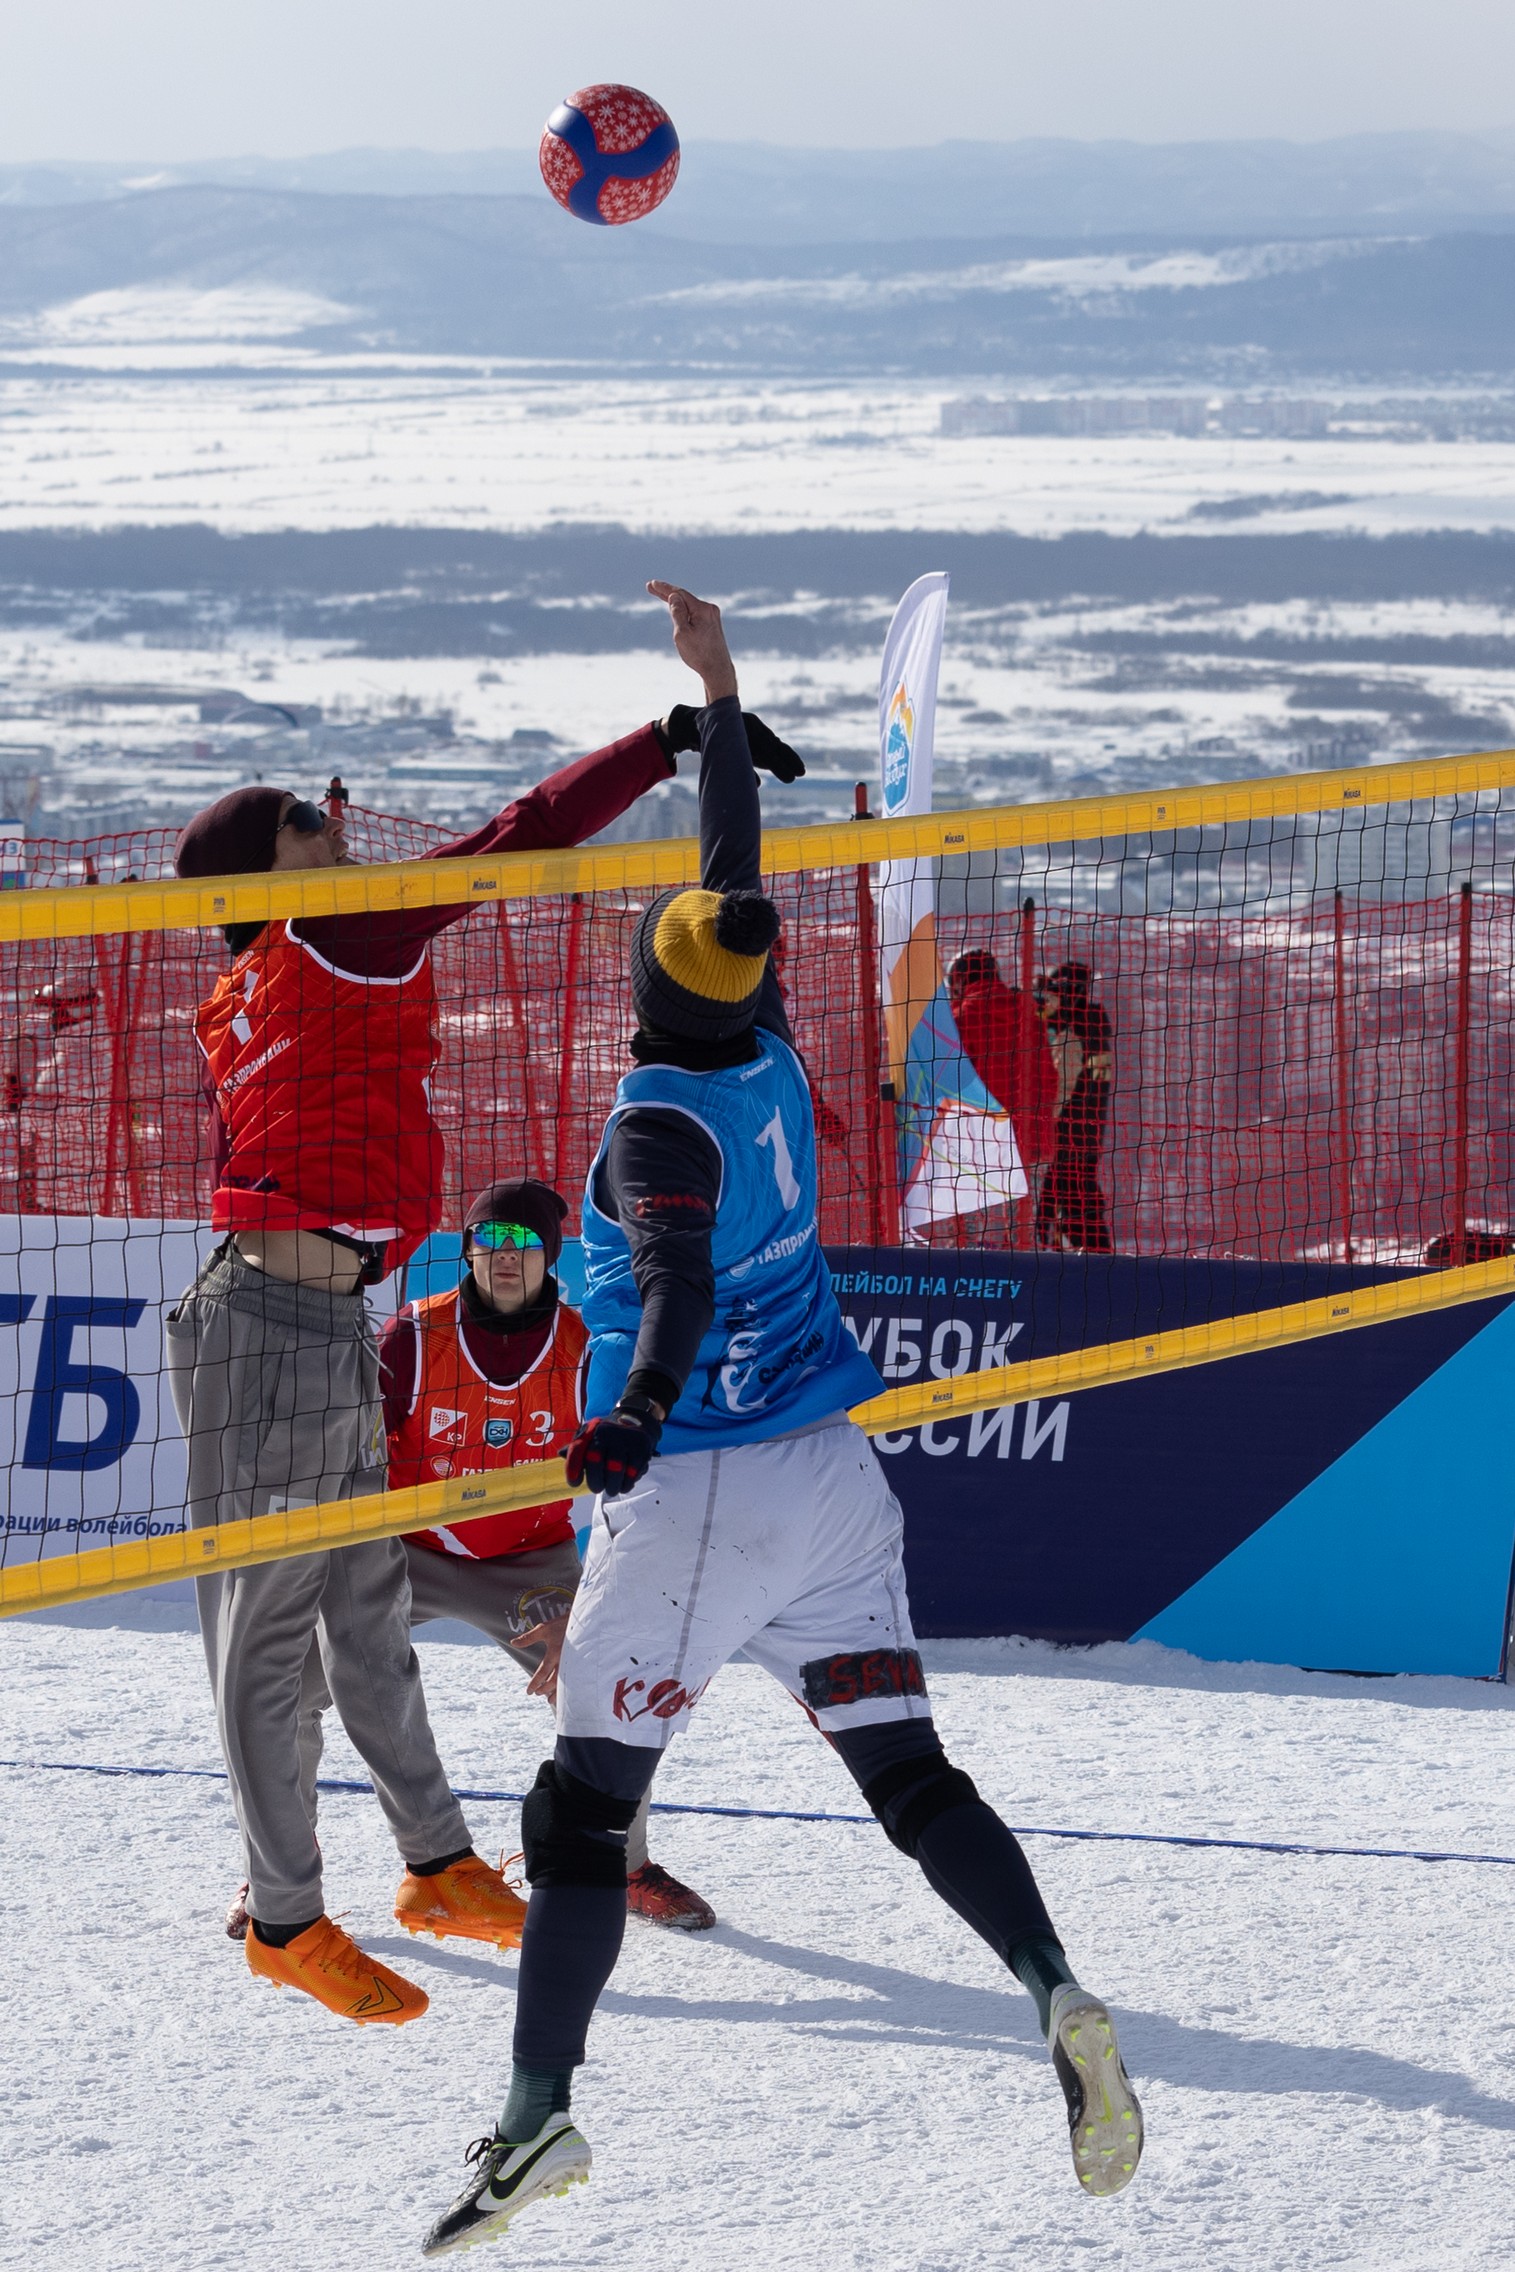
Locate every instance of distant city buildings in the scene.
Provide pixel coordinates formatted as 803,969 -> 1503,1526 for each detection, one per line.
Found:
940,396 -> 1329,439
939,395 -> 1515,441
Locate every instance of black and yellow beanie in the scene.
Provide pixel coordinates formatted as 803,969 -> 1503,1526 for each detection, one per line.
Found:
631,886 -> 782,1042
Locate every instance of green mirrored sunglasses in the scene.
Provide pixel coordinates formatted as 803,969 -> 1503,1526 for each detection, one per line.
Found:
471,1221 -> 545,1251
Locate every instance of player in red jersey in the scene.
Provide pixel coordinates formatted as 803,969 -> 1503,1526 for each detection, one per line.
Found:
169,714 -> 790,2019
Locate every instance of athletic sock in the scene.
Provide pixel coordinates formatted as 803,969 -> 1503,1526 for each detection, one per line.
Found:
249,1913 -> 323,1949
1008,1931 -> 1079,2039
408,1845 -> 475,1877
499,2062 -> 573,2144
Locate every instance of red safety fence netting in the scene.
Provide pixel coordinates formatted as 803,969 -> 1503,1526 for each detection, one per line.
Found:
0,807 -> 1510,1264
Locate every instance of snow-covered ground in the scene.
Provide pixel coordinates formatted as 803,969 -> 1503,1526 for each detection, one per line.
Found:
2,1606 -> 1512,2272
1,371 -> 1515,537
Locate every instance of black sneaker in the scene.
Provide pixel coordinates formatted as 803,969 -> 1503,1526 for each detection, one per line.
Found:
1047,1985 -> 1144,2197
421,2118 -> 591,2257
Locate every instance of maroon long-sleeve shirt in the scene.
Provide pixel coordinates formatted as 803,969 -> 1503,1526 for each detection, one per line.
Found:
294,723 -> 672,977
200,724 -> 673,1211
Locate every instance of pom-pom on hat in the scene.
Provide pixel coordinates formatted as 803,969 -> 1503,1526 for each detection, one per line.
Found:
631,886 -> 781,1042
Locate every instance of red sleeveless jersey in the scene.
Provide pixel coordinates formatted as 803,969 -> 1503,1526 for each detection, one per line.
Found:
196,920 -> 443,1265
392,1290 -> 587,1560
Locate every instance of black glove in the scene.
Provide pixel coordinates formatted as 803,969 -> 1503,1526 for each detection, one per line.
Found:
665,703 -> 807,783
565,1400 -> 663,1497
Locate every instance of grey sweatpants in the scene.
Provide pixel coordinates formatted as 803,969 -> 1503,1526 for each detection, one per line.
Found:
165,1244 -> 470,1923
297,1536 -> 652,1873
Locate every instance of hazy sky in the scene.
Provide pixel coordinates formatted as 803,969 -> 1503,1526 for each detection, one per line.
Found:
7,0 -> 1515,161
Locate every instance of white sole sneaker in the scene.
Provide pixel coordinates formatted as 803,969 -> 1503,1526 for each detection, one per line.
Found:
421,2119 -> 591,2257
1047,1985 -> 1144,2198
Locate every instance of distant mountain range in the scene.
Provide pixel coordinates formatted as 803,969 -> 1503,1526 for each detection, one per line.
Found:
10,131 -> 1515,242
0,181 -> 1513,379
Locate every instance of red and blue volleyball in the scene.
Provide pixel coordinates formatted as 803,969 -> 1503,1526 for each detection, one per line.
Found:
539,84 -> 680,226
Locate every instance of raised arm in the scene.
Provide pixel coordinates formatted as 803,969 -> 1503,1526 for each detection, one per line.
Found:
294,722 -> 673,976
647,580 -> 792,1047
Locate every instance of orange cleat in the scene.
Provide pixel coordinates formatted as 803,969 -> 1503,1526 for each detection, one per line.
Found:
245,1915 -> 428,2025
395,1853 -> 529,1950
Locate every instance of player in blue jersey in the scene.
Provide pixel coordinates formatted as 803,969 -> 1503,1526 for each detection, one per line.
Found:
420,584 -> 1144,2259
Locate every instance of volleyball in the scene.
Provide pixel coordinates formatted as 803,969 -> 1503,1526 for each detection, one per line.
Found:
539,83 -> 681,226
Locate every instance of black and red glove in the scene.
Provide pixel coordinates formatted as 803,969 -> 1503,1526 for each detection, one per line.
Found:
665,703 -> 806,784
565,1398 -> 664,1498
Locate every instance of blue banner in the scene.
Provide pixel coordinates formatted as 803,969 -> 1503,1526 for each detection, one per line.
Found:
825,1246 -> 1515,1678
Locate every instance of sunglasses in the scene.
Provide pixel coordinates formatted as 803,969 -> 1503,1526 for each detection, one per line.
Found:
279,799 -> 326,835
471,1222 -> 545,1251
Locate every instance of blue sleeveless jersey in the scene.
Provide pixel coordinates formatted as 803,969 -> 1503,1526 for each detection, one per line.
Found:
581,1032 -> 885,1450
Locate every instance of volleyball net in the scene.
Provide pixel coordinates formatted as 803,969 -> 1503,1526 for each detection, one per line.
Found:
2,747 -> 1514,1616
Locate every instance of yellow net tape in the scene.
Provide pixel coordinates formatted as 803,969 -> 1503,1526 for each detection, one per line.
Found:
2,745 -> 1512,944
5,1251 -> 1510,1619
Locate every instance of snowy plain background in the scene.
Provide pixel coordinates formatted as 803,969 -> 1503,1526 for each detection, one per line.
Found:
2,1609 -> 1514,2272
5,362 -> 1515,836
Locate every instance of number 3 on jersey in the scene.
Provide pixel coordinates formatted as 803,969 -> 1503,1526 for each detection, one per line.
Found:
756,1106 -> 800,1208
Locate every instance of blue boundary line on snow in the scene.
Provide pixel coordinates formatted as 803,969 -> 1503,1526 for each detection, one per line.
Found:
4,1755 -> 1513,1870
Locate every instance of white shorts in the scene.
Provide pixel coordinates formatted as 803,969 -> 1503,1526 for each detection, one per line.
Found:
557,1419 -> 929,1749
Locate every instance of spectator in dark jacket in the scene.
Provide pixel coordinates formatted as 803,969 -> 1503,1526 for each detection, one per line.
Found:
1034,962 -> 1114,1254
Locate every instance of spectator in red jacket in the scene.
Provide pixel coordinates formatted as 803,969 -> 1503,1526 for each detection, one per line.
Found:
948,950 -> 1058,1167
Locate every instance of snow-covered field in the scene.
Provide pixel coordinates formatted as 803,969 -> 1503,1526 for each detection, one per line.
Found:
3,1606 -> 1513,2272
1,370 -> 1515,538
2,366 -> 1515,830
10,581 -> 1515,840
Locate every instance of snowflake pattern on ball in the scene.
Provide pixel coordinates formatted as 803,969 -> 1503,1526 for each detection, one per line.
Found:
597,151 -> 681,226
538,83 -> 680,226
537,130 -> 583,204
567,83 -> 671,157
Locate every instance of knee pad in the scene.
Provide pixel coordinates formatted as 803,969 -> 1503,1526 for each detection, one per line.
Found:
861,1747 -> 982,1858
520,1760 -> 640,1890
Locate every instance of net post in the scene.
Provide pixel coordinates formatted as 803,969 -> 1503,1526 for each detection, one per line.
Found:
494,902 -> 548,1174
99,923 -> 150,1219
552,892 -> 587,1187
1332,889 -> 1354,1264
1015,894 -> 1038,1252
1452,880 -> 1474,1267
852,783 -> 893,1246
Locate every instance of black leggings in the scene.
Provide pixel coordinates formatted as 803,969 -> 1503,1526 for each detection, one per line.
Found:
512,1719 -> 1057,2072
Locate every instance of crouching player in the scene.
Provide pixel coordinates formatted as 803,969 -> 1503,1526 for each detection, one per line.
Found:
421,584 -> 1143,2256
388,1179 -> 716,1930
225,1177 -> 714,1941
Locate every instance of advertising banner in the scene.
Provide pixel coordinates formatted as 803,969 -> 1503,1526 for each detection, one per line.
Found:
0,1216 -> 400,1567
6,1219 -> 1514,1678
876,574 -> 1026,1237
877,572 -> 947,1098
827,1244 -> 1515,1677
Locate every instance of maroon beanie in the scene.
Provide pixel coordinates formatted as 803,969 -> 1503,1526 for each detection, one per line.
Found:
174,786 -> 288,879
463,1180 -> 568,1265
